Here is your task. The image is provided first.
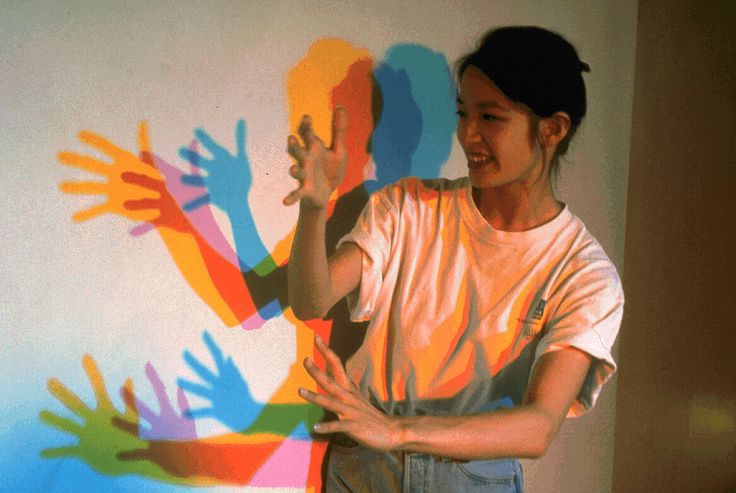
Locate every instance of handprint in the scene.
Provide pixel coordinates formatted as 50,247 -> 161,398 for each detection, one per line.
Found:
58,122 -> 188,233
58,124 -> 162,223
179,120 -> 276,275
179,119 -> 252,214
121,361 -> 197,440
178,330 -> 320,438
39,355 -> 176,481
177,330 -> 263,432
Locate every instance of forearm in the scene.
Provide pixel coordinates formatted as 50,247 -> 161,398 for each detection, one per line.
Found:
393,405 -> 558,460
288,205 -> 332,319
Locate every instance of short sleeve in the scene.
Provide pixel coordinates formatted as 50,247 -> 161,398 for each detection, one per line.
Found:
535,257 -> 624,417
336,185 -> 399,322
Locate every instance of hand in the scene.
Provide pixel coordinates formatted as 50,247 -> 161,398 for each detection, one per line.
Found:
120,362 -> 197,440
58,123 -> 190,232
39,355 -> 170,480
177,330 -> 263,432
283,107 -> 348,209
298,336 -> 401,452
179,119 -> 252,214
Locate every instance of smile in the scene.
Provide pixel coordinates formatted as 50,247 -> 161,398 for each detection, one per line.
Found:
467,153 -> 494,168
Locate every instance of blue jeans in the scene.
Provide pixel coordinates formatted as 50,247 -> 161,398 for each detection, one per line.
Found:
323,438 -> 524,492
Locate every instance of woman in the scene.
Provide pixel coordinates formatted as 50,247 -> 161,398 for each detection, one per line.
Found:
285,26 -> 623,492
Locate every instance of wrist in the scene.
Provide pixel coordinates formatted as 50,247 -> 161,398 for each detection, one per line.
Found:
389,415 -> 412,452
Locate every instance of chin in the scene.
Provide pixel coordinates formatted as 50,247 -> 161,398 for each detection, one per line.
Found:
469,168 -> 505,189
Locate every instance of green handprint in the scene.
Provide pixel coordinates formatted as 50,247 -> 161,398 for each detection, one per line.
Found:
39,354 -> 183,483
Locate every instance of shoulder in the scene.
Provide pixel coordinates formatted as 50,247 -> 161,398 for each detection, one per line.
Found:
553,214 -> 624,306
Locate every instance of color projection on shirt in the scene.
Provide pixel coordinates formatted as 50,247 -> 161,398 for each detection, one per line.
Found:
42,38 -> 456,490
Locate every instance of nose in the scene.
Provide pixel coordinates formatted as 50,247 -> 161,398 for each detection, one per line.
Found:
458,117 -> 480,145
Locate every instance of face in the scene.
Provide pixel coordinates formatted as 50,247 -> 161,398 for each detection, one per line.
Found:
456,66 -> 543,190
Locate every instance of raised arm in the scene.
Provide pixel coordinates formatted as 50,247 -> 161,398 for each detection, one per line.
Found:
284,108 -> 361,319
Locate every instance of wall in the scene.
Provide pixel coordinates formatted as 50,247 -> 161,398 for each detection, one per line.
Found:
1,1 -> 636,491
613,1 -> 736,491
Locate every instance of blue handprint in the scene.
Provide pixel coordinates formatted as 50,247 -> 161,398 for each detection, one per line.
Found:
179,120 -> 273,275
177,330 -> 263,432
177,330 -> 320,439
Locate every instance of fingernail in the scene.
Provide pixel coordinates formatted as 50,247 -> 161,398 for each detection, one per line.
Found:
313,423 -> 323,432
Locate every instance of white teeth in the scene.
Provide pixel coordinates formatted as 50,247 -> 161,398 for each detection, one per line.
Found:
468,155 -> 491,164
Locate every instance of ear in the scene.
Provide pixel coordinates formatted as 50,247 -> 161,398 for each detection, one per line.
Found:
539,111 -> 571,148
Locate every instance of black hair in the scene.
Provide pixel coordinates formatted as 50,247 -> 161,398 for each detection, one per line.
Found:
456,26 -> 589,176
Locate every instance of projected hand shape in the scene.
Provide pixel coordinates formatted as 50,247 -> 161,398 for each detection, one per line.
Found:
179,119 -> 251,214
179,120 -> 275,273
39,355 -> 173,480
58,124 -> 162,223
177,330 -> 263,432
121,362 -> 197,440
58,123 -> 189,233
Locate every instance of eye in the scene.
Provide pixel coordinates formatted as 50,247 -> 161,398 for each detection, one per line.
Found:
481,113 -> 498,121
456,109 -> 466,118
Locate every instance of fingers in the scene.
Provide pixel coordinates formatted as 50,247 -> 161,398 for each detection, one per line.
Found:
282,187 -> 304,206
314,336 -> 351,388
194,127 -> 225,159
298,115 -> 317,148
330,106 -> 348,154
71,203 -> 109,222
287,135 -> 305,161
302,356 -> 352,403
83,354 -> 115,411
144,363 -> 171,415
175,387 -> 192,416
288,164 -> 304,180
47,378 -> 92,419
182,194 -> 211,212
236,118 -> 247,158
203,330 -> 227,372
183,349 -> 218,384
78,130 -> 127,161
312,419 -> 349,435
177,378 -> 211,399
39,409 -> 83,435
59,180 -> 108,195
111,415 -> 139,436
137,121 -> 152,162
298,387 -> 347,416
40,445 -> 79,459
179,147 -> 205,169
58,151 -> 110,175
181,174 -> 206,187
121,377 -> 139,422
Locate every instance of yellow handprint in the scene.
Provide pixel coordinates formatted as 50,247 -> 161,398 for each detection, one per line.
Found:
58,124 -> 162,223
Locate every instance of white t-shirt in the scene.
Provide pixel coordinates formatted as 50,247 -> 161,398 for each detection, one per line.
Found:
336,177 -> 623,417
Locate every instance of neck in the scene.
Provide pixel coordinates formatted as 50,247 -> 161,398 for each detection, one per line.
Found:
472,180 -> 562,232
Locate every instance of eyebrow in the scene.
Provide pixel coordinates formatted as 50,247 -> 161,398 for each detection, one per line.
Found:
455,97 -> 509,111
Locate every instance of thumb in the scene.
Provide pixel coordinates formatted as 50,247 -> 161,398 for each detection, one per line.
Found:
330,107 -> 348,153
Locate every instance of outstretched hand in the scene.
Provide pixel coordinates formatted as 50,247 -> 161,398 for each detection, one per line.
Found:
298,336 -> 401,452
283,107 -> 348,209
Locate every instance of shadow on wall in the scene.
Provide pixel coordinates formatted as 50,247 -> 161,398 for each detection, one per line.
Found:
43,38 -> 456,490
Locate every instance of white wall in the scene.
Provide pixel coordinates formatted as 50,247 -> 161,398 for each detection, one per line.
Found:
1,1 -> 637,491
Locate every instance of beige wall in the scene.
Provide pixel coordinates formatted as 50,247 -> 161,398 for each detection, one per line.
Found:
613,1 -> 736,491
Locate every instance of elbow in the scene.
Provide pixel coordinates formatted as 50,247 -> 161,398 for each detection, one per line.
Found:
526,419 -> 559,459
289,298 -> 329,321
525,436 -> 551,459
